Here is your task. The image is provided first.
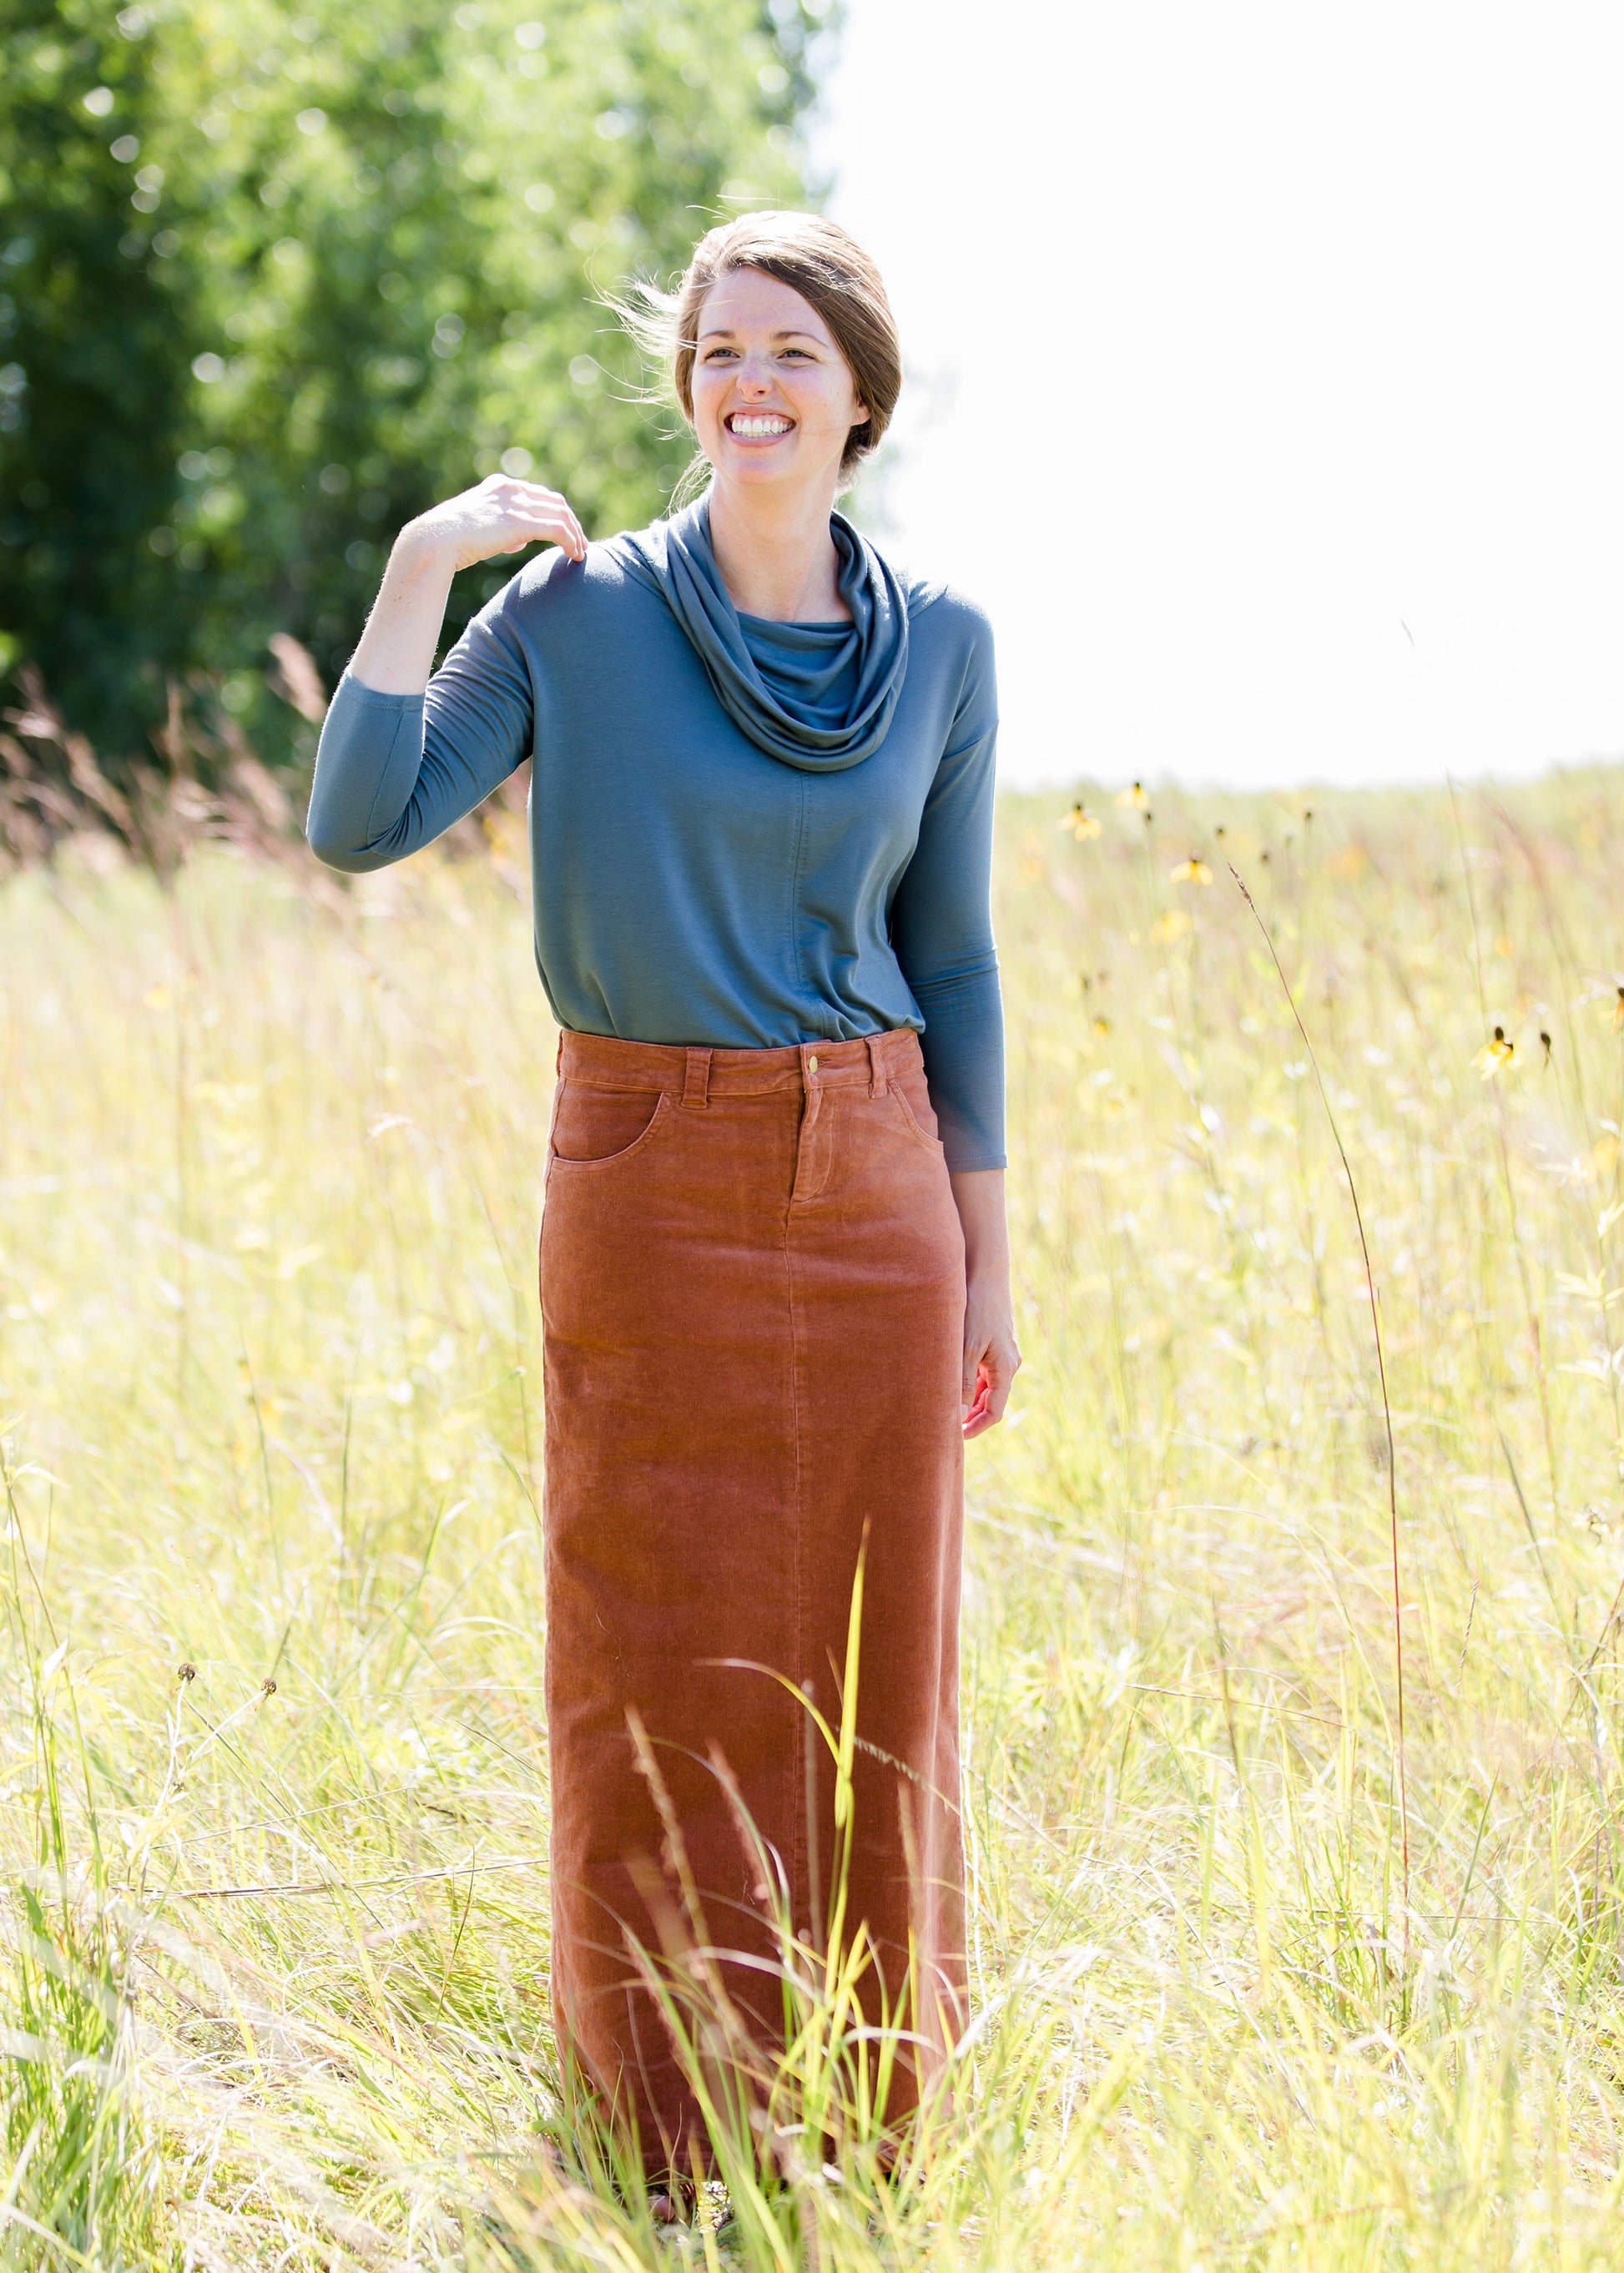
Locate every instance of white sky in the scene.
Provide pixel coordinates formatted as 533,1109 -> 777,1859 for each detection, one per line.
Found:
812,1 -> 1624,790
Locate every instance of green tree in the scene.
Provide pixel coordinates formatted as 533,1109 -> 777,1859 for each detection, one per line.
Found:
0,0 -> 825,772
0,0 -> 203,748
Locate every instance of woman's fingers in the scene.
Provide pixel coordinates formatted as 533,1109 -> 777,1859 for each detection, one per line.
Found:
510,480 -> 586,557
496,494 -> 585,559
961,1330 -> 1021,1439
496,506 -> 583,558
445,473 -> 587,564
961,1365 -> 991,1434
984,1340 -> 1018,1424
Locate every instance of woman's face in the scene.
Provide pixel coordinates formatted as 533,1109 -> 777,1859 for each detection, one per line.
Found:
689,268 -> 868,500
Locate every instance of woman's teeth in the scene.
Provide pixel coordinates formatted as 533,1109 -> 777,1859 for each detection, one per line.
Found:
729,414 -> 792,437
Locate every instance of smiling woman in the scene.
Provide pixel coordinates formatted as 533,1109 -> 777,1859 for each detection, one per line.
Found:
304,209 -> 1015,2215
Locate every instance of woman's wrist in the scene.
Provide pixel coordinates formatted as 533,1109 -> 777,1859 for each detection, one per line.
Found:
965,1257 -> 1011,1309
390,518 -> 461,578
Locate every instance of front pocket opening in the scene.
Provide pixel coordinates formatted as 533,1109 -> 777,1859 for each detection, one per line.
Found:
888,1082 -> 943,1152
549,1081 -> 669,1167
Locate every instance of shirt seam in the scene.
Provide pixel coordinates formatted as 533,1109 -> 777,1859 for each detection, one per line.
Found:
340,671 -> 426,709
786,773 -> 826,1034
362,707 -> 411,846
939,719 -> 1000,768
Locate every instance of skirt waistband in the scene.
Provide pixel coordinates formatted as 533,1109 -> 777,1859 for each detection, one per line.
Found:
555,1025 -> 923,1101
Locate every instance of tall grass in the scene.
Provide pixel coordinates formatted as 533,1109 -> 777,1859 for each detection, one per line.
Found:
3,769 -> 1624,2266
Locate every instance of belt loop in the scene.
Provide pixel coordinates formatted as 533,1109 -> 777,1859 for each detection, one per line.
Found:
683,1046 -> 712,1109
555,1029 -> 564,1076
865,1034 -> 886,1097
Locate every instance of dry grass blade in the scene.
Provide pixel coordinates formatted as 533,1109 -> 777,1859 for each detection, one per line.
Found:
1229,859 -> 1410,1977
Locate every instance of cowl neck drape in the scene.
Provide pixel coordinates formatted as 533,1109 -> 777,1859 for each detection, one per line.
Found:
614,495 -> 910,772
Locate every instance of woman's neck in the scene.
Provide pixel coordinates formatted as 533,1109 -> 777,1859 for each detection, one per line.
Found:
706,480 -> 848,622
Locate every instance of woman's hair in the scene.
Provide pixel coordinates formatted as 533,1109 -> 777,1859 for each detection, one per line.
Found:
618,211 -> 901,500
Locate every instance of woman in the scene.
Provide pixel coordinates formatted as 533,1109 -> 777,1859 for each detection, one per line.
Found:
307,211 -> 1018,2201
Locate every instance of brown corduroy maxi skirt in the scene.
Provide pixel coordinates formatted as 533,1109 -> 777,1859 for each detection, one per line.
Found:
537,1024 -> 968,2176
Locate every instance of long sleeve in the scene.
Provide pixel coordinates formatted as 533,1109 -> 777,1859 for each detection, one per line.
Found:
306,582 -> 534,872
889,611 -> 1005,1173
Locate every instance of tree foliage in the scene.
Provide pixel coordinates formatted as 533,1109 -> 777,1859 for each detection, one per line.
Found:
0,0 -> 821,768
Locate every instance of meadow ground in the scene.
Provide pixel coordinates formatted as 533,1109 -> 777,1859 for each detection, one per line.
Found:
4,772 -> 1624,2269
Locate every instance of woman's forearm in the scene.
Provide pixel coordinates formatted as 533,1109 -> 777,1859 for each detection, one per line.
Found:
347,527 -> 461,695
951,1167 -> 1009,1283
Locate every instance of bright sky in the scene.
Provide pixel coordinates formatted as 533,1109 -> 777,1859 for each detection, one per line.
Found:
813,1 -> 1624,790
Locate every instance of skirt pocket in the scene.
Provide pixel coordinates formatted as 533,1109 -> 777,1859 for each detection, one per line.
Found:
548,1081 -> 673,1171
886,1069 -> 946,1156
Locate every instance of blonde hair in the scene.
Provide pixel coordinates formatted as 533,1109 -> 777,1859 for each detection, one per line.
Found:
618,211 -> 902,502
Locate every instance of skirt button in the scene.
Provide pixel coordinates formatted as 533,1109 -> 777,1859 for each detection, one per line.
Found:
807,1054 -> 819,1073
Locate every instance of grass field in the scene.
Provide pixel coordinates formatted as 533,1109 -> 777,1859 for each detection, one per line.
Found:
5,770 -> 1624,2269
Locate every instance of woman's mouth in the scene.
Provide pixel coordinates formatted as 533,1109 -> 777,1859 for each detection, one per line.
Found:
725,412 -> 794,439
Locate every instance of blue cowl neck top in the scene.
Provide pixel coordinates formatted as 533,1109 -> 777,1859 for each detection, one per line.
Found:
307,503 -> 1004,1171
627,496 -> 909,770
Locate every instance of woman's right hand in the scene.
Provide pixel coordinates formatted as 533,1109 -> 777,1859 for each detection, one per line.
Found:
344,471 -> 587,696
401,472 -> 588,572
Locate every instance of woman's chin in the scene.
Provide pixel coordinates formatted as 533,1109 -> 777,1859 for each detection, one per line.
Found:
709,446 -> 835,498
717,444 -> 794,477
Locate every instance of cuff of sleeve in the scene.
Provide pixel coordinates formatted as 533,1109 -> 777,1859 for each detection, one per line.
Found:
941,1139 -> 1008,1174
333,669 -> 426,718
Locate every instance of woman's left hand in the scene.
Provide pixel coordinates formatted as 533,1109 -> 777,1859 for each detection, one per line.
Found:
950,1168 -> 1021,1439
961,1279 -> 1021,1439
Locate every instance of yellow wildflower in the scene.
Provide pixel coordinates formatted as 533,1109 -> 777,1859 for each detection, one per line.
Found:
1149,909 -> 1192,945
1114,781 -> 1149,809
1169,856 -> 1213,885
1472,1026 -> 1514,1078
1058,804 -> 1102,840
